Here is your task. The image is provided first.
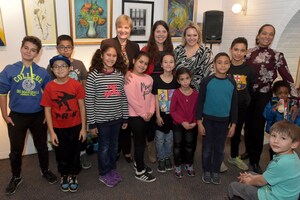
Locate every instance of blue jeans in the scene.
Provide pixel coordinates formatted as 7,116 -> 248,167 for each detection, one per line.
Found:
202,117 -> 228,173
96,120 -> 121,176
155,130 -> 173,160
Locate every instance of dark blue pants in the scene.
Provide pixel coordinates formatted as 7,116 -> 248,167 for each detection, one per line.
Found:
8,111 -> 49,177
54,124 -> 82,176
96,120 -> 121,176
202,118 -> 228,173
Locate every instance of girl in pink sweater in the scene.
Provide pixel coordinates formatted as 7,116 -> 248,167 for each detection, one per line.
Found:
124,51 -> 156,183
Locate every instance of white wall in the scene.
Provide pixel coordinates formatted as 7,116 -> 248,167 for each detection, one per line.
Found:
0,0 -> 223,159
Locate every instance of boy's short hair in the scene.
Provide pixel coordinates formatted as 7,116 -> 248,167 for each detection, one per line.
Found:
270,120 -> 300,142
49,55 -> 71,67
21,36 -> 42,53
230,37 -> 248,49
56,35 -> 74,46
273,80 -> 291,94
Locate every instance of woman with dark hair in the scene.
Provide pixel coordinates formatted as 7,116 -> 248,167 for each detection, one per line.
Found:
140,20 -> 174,163
242,24 -> 298,173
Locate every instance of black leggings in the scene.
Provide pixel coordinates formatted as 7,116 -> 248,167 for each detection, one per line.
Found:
129,117 -> 149,172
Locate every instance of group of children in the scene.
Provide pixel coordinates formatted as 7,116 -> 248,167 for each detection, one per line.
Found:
1,34 -> 300,199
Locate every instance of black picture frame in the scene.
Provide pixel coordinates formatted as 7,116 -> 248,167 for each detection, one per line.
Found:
122,0 -> 154,43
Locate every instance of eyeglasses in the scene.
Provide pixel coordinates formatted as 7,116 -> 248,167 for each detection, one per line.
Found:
57,46 -> 73,51
52,64 -> 69,71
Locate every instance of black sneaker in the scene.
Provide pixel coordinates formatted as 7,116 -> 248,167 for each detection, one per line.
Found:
157,159 -> 166,173
41,169 -> 58,184
133,162 -> 153,174
165,157 -> 173,171
68,175 -> 78,192
5,176 -> 23,196
60,175 -> 69,192
211,172 -> 221,185
135,170 -> 156,182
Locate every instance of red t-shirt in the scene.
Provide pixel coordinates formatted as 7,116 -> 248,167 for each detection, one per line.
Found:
41,78 -> 85,128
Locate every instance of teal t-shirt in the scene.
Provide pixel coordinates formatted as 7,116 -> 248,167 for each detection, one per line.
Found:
258,151 -> 300,200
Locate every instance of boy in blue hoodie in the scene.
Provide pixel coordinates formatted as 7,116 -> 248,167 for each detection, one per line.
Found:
0,36 -> 57,196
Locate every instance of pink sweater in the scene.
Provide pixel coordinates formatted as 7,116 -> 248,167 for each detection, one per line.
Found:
124,73 -> 155,118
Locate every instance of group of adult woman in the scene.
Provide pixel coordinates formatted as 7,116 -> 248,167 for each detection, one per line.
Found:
100,15 -> 297,172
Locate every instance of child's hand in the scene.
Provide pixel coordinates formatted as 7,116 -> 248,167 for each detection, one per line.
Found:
3,116 -> 15,126
89,128 -> 98,136
190,122 -> 196,129
156,116 -> 164,127
122,123 -> 128,129
79,129 -> 87,142
181,122 -> 190,130
197,121 -> 205,136
51,133 -> 59,147
124,71 -> 133,84
227,124 -> 236,138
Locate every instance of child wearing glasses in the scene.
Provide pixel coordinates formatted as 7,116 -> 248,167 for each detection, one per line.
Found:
47,35 -> 91,170
41,55 -> 86,193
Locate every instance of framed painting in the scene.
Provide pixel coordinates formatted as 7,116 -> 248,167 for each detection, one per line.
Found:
69,0 -> 112,45
22,0 -> 57,46
295,57 -> 300,90
122,0 -> 154,43
164,0 -> 198,42
0,8 -> 6,46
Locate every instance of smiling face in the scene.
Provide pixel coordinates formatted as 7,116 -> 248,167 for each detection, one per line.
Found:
269,131 -> 299,156
51,60 -> 70,80
101,47 -> 117,70
214,55 -> 230,77
56,40 -> 73,58
116,19 -> 131,42
184,27 -> 199,47
154,25 -> 168,46
230,43 -> 247,65
161,55 -> 175,73
20,41 -> 39,63
132,55 -> 149,75
257,25 -> 275,47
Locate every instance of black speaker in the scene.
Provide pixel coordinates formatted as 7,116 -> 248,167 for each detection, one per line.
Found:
202,10 -> 224,44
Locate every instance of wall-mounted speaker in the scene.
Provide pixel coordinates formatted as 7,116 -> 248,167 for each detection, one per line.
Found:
202,10 -> 224,44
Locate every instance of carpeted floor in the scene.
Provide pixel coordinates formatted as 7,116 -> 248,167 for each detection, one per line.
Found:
0,136 -> 271,200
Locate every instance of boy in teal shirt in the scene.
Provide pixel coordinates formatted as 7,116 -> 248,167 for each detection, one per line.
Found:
228,120 -> 300,200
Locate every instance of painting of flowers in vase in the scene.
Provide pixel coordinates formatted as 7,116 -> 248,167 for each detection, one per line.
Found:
70,0 -> 112,44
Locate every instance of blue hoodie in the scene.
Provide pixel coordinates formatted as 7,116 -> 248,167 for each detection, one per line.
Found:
0,61 -> 51,113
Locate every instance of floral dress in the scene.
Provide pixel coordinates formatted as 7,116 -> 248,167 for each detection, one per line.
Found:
174,44 -> 213,91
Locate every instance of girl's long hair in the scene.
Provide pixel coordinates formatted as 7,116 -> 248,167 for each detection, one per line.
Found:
89,44 -> 127,75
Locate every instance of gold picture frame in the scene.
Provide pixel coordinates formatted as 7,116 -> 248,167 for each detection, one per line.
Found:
69,0 -> 113,45
22,0 -> 57,46
164,0 -> 198,42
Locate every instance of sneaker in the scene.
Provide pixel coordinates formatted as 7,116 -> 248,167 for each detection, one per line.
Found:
157,159 -> 166,173
68,175 -> 78,192
220,162 -> 228,173
60,175 -> 69,192
211,172 -> 221,185
202,171 -> 211,184
184,164 -> 195,177
80,153 -> 92,169
133,162 -> 153,174
228,156 -> 249,170
99,174 -> 117,187
5,176 -> 23,196
41,169 -> 58,184
174,166 -> 183,178
135,170 -> 156,182
109,169 -> 122,183
165,157 -> 173,171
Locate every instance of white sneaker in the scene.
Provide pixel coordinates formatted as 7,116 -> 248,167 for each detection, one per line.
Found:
228,156 -> 249,170
220,162 -> 228,173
